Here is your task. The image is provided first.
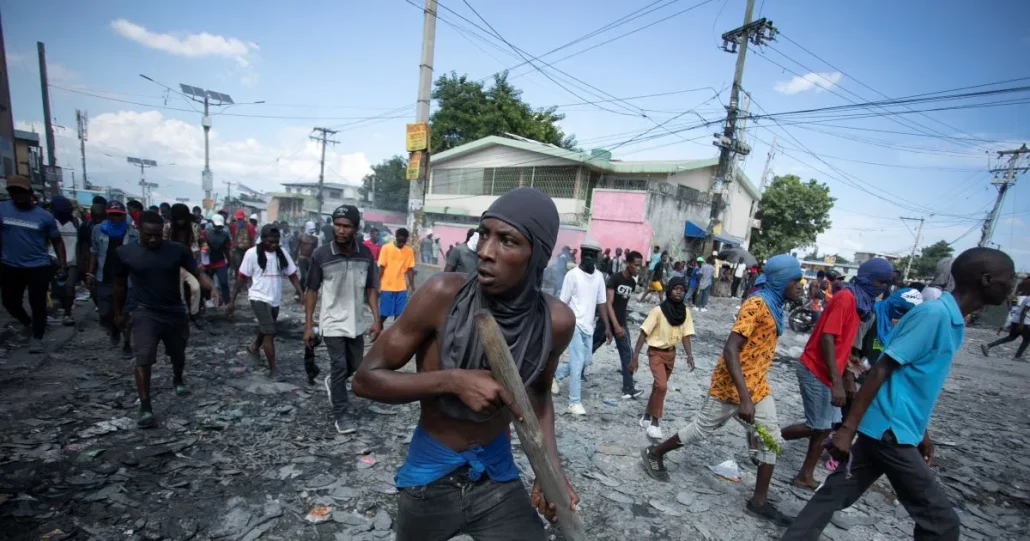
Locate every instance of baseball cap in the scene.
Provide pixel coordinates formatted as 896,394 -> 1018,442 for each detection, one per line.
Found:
250,213 -> 258,220
580,238 -> 601,252
212,214 -> 225,226
696,257 -> 704,262
234,209 -> 245,219
5,175 -> 31,191
331,204 -> 361,227
107,201 -> 127,214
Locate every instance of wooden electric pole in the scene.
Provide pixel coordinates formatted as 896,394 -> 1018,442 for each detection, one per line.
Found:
310,127 -> 339,213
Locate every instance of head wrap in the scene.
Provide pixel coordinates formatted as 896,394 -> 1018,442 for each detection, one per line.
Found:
753,254 -> 803,335
438,188 -> 559,422
932,257 -> 955,291
873,288 -> 923,347
660,276 -> 688,326
304,221 -> 316,235
846,258 -> 894,316
50,196 -> 73,224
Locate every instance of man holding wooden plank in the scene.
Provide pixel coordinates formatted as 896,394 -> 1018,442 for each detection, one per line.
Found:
354,187 -> 578,540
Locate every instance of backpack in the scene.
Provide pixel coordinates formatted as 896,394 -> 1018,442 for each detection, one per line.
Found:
233,222 -> 253,250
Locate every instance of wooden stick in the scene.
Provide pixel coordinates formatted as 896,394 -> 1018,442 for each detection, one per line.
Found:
474,310 -> 587,541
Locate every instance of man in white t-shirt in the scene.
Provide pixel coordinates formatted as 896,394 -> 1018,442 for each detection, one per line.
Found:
227,224 -> 303,378
981,278 -> 1030,360
731,257 -> 747,298
554,240 -> 612,415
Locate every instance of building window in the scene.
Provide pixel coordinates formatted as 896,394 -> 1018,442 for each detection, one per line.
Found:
431,165 -> 579,199
329,190 -> 342,199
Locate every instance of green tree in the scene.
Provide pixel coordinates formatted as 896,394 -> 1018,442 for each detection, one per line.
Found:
830,253 -> 851,264
750,174 -> 836,260
429,72 -> 576,153
359,155 -> 409,213
898,240 -> 954,279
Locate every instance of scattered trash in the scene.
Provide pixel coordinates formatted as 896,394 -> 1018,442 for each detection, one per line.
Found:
85,448 -> 106,458
602,398 -> 617,407
40,529 -> 65,541
305,505 -> 333,523
77,417 -> 135,438
709,460 -> 740,482
357,455 -> 377,469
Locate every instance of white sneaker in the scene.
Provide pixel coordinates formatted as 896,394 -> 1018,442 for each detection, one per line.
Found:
646,424 -> 664,439
692,306 -> 700,312
324,375 -> 333,403
638,414 -> 649,428
701,308 -> 709,312
551,379 -> 560,395
567,403 -> 587,416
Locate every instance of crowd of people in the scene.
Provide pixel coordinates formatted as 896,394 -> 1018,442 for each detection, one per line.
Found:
2,175 -> 1026,540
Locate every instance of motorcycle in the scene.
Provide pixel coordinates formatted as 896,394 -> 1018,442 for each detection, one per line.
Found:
788,298 -> 820,334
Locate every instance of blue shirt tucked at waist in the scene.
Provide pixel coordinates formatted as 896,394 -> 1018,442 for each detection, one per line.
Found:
858,292 -> 964,445
395,425 -> 520,488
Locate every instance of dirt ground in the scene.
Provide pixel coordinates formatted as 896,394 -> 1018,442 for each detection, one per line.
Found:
0,287 -> 1028,540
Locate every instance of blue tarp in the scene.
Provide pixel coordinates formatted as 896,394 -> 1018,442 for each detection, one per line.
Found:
713,233 -> 742,247
684,220 -> 706,238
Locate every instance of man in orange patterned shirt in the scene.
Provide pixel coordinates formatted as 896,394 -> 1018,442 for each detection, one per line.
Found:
641,254 -> 803,527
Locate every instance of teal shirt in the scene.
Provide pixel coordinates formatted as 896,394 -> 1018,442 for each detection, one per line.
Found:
858,292 -> 965,445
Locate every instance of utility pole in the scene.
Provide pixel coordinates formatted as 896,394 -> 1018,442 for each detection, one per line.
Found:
224,179 -> 236,208
310,127 -> 338,213
0,10 -> 17,186
37,42 -> 59,197
406,0 -> 437,236
127,157 -> 157,207
706,0 -> 776,255
76,109 -> 88,190
743,136 -> 776,247
979,144 -> 1029,247
901,216 -> 926,282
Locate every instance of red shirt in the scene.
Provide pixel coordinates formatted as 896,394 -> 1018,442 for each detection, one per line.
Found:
800,289 -> 860,387
363,239 -> 381,261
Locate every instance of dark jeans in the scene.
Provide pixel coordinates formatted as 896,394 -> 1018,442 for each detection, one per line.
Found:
297,257 -> 311,291
781,432 -> 960,541
396,469 -> 544,541
325,335 -> 364,420
696,285 -> 711,308
590,324 -> 635,392
731,276 -> 742,297
989,325 -> 1030,358
209,265 -> 230,304
1,264 -> 53,339
51,265 -> 79,314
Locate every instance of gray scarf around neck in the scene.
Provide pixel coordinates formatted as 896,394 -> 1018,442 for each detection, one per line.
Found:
438,188 -> 559,422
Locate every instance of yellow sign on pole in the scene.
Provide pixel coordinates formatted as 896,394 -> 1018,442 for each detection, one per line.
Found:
202,198 -> 214,210
406,151 -> 423,180
406,123 -> 429,152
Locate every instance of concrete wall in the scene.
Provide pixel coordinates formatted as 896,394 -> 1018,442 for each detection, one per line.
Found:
431,223 -> 474,262
644,185 -> 712,262
363,208 -> 406,225
587,189 -> 652,256
424,192 -> 585,217
722,180 -> 756,240
666,167 -> 714,192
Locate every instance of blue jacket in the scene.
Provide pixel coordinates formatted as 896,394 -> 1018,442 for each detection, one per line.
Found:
90,225 -> 139,282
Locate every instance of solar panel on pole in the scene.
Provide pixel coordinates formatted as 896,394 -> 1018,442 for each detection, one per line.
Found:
127,157 -> 141,165
143,159 -> 158,167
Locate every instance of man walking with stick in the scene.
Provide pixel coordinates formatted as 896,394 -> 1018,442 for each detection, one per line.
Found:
354,188 -> 578,540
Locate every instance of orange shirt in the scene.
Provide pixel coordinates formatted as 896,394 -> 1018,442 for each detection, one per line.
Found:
708,296 -> 780,404
378,242 -> 415,292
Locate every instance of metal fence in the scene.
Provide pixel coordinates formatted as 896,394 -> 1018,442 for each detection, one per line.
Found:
431,165 -> 582,200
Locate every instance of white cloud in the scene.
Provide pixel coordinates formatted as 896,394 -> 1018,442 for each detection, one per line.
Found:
774,71 -> 843,95
110,19 -> 258,68
17,110 -> 371,201
6,51 -> 77,82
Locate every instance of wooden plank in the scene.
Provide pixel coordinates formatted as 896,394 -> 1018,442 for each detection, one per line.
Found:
474,310 -> 587,541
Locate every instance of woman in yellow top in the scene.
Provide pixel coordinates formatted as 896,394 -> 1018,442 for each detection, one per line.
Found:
629,275 -> 695,440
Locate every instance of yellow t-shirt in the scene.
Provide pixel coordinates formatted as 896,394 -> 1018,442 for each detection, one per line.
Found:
708,296 -> 779,404
378,243 -> 415,292
640,306 -> 695,350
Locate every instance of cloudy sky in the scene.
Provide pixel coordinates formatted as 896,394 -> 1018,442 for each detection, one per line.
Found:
4,0 -> 1029,268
